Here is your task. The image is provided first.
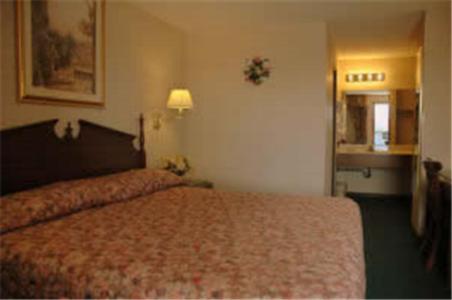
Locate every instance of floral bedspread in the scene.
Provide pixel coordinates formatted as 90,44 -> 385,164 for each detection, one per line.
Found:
1,172 -> 365,299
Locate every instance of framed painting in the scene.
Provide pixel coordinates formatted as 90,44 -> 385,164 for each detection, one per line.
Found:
16,0 -> 105,107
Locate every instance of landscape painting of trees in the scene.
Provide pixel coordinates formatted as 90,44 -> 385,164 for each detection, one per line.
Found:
17,0 -> 105,106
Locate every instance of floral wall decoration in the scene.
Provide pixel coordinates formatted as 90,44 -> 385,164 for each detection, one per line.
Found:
243,57 -> 271,85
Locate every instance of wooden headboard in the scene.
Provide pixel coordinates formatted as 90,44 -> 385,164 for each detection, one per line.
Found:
0,116 -> 146,195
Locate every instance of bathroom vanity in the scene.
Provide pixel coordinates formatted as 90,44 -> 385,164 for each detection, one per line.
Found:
334,89 -> 419,195
336,145 -> 416,169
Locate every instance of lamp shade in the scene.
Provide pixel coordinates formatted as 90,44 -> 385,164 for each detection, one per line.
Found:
167,89 -> 193,112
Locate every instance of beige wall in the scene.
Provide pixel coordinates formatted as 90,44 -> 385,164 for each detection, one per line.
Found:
336,56 -> 417,195
421,4 -> 451,176
181,23 -> 330,195
0,1 -> 185,167
412,2 -> 451,235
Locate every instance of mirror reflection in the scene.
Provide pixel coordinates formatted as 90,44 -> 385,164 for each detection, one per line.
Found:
336,89 -> 418,151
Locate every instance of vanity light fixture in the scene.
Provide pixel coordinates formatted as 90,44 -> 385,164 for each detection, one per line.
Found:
346,72 -> 385,83
167,89 -> 193,117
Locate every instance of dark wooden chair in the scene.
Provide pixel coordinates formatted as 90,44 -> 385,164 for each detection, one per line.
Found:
422,160 -> 451,284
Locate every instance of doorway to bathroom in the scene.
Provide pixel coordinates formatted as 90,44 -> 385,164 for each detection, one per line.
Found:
330,38 -> 423,200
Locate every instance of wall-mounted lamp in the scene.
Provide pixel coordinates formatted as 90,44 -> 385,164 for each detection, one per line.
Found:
167,89 -> 193,117
150,89 -> 194,131
346,72 -> 385,83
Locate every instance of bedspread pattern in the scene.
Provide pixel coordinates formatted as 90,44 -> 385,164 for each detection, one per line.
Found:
1,187 -> 365,298
0,169 -> 184,234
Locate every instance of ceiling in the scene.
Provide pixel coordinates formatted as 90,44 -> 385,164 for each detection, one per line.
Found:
330,11 -> 423,59
134,0 -> 446,60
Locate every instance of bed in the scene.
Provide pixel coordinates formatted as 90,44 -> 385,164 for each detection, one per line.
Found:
0,117 -> 365,299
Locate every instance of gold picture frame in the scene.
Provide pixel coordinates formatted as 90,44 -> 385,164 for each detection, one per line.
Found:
16,0 -> 105,107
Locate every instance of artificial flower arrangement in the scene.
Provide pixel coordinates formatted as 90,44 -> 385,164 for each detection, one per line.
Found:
160,155 -> 191,176
243,56 -> 271,85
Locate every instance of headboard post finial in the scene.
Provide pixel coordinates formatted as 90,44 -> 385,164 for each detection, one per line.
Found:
64,122 -> 73,140
139,114 -> 145,152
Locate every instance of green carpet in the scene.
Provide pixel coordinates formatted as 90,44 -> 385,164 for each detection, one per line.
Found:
350,194 -> 451,299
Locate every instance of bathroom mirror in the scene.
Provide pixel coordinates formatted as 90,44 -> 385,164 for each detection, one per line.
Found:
344,94 -> 368,144
336,89 -> 418,150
